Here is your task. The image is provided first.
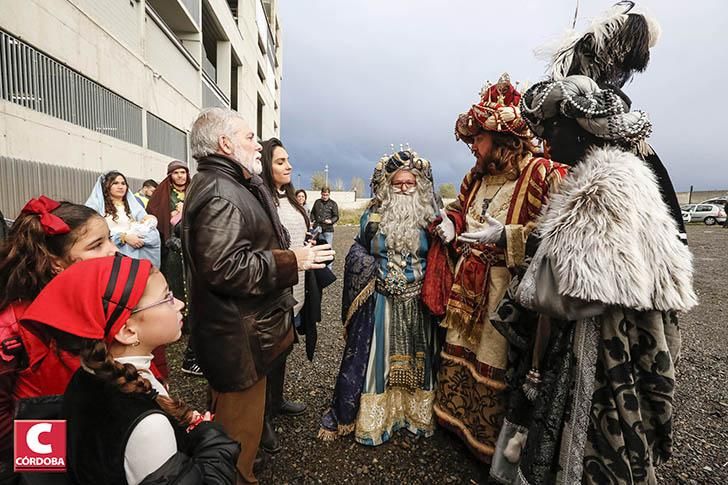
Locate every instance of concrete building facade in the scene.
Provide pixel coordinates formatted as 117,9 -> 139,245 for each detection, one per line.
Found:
0,0 -> 282,217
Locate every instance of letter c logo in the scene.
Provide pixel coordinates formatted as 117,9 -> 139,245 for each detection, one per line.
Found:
26,423 -> 53,454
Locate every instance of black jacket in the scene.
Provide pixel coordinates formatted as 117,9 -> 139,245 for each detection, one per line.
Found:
63,369 -> 239,485
311,199 -> 339,232
299,267 -> 336,361
182,155 -> 298,392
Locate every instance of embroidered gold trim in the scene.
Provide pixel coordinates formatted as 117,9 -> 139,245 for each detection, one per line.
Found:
440,351 -> 507,390
433,403 -> 496,456
343,278 -> 376,328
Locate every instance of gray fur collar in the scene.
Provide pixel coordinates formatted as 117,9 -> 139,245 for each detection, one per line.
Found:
536,145 -> 697,312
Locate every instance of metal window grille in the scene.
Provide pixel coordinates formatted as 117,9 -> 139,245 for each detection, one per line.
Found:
0,30 -> 143,146
0,156 -> 145,219
147,112 -> 187,161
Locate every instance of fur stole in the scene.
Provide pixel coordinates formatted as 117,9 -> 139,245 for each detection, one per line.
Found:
536,146 -> 697,312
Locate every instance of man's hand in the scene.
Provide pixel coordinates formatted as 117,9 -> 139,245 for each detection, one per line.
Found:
175,202 -> 184,213
458,215 -> 504,244
292,244 -> 335,270
125,233 -> 145,248
324,219 -> 332,224
436,209 -> 455,244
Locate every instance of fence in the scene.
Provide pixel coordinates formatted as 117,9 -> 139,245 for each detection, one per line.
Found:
147,112 -> 188,161
0,156 -> 145,219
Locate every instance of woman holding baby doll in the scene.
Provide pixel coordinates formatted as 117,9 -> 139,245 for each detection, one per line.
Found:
20,255 -> 240,484
85,171 -> 161,268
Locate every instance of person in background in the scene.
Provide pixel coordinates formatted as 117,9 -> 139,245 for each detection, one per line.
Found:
0,197 -> 117,482
134,179 -> 158,208
311,187 -> 339,246
724,199 -> 728,227
147,161 -> 194,377
85,171 -> 161,268
182,107 -> 334,483
20,255 -> 240,484
295,189 -> 312,222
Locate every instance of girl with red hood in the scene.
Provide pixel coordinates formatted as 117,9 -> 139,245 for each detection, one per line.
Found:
21,255 -> 239,484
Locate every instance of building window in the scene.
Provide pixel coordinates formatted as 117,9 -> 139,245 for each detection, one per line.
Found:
0,30 -> 143,146
256,95 -> 264,139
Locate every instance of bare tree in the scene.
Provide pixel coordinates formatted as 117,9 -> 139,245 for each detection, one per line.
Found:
438,183 -> 457,199
350,177 -> 366,197
334,178 -> 345,191
311,171 -> 327,190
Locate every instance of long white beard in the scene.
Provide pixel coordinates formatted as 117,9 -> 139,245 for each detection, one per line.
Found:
379,193 -> 430,254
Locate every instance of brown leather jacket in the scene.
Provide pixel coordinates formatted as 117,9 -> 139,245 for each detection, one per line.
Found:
182,155 -> 297,392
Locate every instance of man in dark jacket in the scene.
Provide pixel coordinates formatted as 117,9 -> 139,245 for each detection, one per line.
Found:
183,107 -> 334,484
311,187 -> 339,246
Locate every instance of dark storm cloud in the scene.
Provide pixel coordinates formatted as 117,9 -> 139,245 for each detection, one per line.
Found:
278,0 -> 727,192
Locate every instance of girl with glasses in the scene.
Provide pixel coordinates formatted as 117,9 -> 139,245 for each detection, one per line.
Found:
20,255 -> 239,484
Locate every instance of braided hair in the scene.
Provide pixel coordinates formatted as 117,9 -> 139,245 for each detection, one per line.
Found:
44,326 -> 195,426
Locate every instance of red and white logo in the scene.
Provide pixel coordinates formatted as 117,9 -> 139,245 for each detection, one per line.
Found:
14,420 -> 66,473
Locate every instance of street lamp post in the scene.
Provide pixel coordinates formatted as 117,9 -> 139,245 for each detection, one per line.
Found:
324,164 -> 329,188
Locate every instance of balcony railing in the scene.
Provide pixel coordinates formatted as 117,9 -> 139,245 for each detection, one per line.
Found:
202,71 -> 229,108
0,30 -> 143,146
147,112 -> 187,160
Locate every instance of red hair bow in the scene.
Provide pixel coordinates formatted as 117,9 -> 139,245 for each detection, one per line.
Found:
20,196 -> 71,235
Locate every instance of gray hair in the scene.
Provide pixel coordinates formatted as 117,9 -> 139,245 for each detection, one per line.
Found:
189,107 -> 248,160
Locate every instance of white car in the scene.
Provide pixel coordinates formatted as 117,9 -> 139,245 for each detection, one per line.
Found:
681,204 -> 727,225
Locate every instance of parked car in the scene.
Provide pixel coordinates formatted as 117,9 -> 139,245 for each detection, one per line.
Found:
682,209 -> 692,224
681,204 -> 727,225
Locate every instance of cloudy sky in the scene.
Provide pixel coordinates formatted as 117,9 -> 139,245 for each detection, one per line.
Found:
278,0 -> 727,193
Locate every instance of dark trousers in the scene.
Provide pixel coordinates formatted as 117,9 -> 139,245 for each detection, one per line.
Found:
266,358 -> 286,417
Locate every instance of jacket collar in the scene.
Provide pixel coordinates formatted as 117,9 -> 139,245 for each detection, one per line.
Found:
196,154 -> 254,185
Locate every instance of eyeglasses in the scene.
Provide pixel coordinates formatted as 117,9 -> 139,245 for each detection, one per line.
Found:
131,291 -> 175,314
391,181 -> 416,189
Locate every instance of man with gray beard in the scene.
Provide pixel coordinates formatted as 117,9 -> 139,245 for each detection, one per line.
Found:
319,150 -> 441,449
182,107 -> 334,483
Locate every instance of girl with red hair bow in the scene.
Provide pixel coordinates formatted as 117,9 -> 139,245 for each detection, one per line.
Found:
20,255 -> 239,484
0,197 -> 117,481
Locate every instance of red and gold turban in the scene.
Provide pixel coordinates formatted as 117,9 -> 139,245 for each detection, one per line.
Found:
455,73 -> 531,143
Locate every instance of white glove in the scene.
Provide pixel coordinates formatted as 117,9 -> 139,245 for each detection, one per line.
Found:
458,215 -> 504,244
292,244 -> 335,270
436,209 -> 455,244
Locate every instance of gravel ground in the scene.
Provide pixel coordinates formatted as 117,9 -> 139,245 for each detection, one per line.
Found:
167,223 -> 727,484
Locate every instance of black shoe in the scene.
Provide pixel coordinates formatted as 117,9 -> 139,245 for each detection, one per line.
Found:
181,354 -> 204,377
253,452 -> 269,475
260,418 -> 281,454
278,400 -> 306,416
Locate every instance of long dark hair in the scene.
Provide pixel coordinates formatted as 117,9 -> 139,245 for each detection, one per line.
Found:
103,171 -> 132,222
260,138 -> 310,226
0,202 -> 102,310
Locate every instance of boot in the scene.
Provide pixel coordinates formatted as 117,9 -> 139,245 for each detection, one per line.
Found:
260,416 -> 281,454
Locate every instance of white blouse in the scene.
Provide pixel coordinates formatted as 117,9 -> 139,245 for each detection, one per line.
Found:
277,193 -> 308,316
115,355 -> 176,485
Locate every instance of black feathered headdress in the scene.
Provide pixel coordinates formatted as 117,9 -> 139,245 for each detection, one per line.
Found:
541,1 -> 661,88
